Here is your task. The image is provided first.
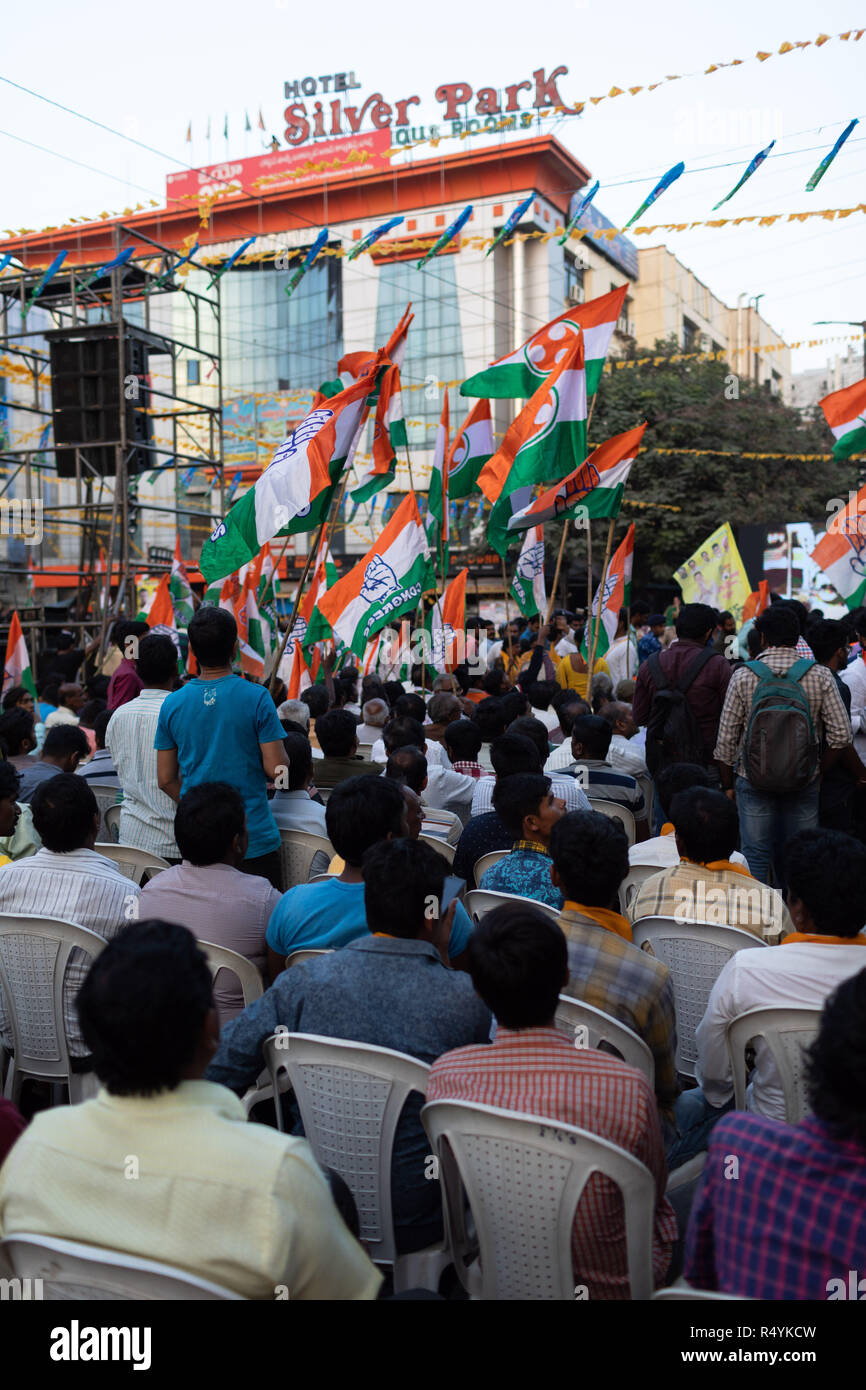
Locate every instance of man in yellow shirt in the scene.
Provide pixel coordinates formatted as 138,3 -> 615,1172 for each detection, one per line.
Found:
0,919 -> 381,1301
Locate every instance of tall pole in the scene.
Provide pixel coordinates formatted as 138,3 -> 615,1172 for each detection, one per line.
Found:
268,513 -> 327,694
588,517 -> 616,680
501,555 -> 514,674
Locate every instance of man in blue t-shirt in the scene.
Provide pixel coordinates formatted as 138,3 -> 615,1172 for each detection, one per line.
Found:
155,606 -> 286,888
266,775 -> 473,968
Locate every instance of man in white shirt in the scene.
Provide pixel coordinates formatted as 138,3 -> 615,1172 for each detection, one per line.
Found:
603,609 -> 640,689
381,717 -> 475,818
473,721 -> 590,816
0,773 -> 139,1055
0,919 -> 381,1300
106,633 -> 179,860
269,732 -> 328,838
355,697 -> 389,746
526,679 -> 561,737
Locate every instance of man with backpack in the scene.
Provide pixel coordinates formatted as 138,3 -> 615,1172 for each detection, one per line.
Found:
714,606 -> 852,885
633,603 -> 733,794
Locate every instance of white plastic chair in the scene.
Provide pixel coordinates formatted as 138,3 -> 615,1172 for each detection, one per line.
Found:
86,781 -> 122,842
0,915 -> 105,1105
587,798 -> 636,846
94,843 -> 170,886
465,889 -> 560,924
726,1005 -> 822,1122
630,916 -> 766,1078
472,849 -> 509,883
421,1099 -> 656,1300
198,941 -> 264,1009
103,803 -> 122,843
554,994 -> 655,1087
1,1233 -> 244,1300
285,948 -> 333,969
262,1032 -> 448,1292
618,863 -> 663,914
653,1280 -> 753,1301
418,834 -> 455,865
278,829 -> 335,891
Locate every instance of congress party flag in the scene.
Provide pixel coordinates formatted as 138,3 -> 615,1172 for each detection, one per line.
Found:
506,423 -> 647,534
461,284 -> 627,400
306,493 -> 435,658
352,363 -> 407,503
146,574 -> 175,630
234,572 -> 267,678
200,367 -> 379,583
429,567 -> 468,673
169,536 -> 195,627
2,611 -> 36,700
673,522 -> 751,626
510,527 -> 546,619
585,524 -> 634,660
339,304 -> 413,381
447,398 -> 494,499
478,332 -> 587,557
426,393 -> 450,566
811,486 -> 866,609
820,379 -> 866,461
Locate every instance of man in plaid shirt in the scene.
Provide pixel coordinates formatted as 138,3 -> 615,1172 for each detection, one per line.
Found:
715,605 -> 852,884
427,901 -> 677,1299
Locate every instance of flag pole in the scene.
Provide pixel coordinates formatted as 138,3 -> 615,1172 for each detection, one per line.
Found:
268,515 -> 327,695
501,556 -> 515,674
588,516 -> 616,680
545,525 -> 569,625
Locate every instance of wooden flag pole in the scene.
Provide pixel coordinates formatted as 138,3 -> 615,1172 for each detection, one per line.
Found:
268,513 -> 327,695
544,525 -> 569,625
501,556 -> 515,674
588,516 -> 616,681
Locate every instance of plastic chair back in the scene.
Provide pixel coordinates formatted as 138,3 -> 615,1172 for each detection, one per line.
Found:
421,1099 -> 655,1300
198,940 -> 264,1009
418,834 -> 455,865
103,804 -> 122,843
285,948 -> 333,969
278,829 -> 335,891
262,1032 -> 431,1266
94,843 -> 170,886
465,889 -> 560,924
86,781 -> 122,842
554,994 -> 655,1087
472,849 -> 509,883
618,863 -> 663,914
631,916 -> 766,1077
653,1280 -> 752,1301
0,914 -> 105,1104
1,1233 -> 243,1300
726,1005 -> 822,1122
587,798 -> 636,846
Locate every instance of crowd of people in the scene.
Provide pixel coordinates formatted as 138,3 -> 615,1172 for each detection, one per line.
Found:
0,590 -> 865,1302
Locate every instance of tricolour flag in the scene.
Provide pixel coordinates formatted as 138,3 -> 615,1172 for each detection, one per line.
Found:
281,533 -> 336,691
585,523 -> 634,661
426,393 -> 450,568
506,423 -> 647,534
2,611 -> 36,699
429,567 -> 468,672
477,332 -> 587,557
307,493 -> 435,658
820,379 -> 866,460
200,366 -> 379,583
352,363 -> 407,503
169,535 -> 195,627
510,527 -> 546,618
811,486 -> 866,609
146,574 -> 175,629
339,304 -> 413,382
235,571 -> 267,678
447,398 -> 493,499
742,580 -> 770,623
461,284 -> 627,401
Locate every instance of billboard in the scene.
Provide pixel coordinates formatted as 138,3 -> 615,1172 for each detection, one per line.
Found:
166,131 -> 392,205
761,523 -> 848,618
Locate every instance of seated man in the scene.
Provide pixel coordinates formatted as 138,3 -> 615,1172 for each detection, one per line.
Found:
299,686 -> 329,751
313,709 -> 383,789
16,724 -> 90,803
442,717 -> 485,780
627,787 -> 790,938
0,921 -> 380,1299
139,783 -> 281,1025
628,763 -> 747,871
693,828 -> 866,1126
600,701 -> 649,781
382,716 -> 475,818
385,746 -> 462,846
0,762 -> 21,867
0,774 -> 139,1056
452,734 -> 542,888
550,811 -> 679,1119
265,775 -> 472,965
208,839 -> 492,1254
684,968 -> 866,1300
269,731 -> 328,837
75,710 -> 119,785
424,692 -> 464,751
479,774 -> 566,911
472,717 -> 590,816
526,679 -> 561,737
427,903 -> 677,1299
560,714 -> 648,839
473,697 -> 507,773
355,697 -> 389,746
544,695 -> 591,770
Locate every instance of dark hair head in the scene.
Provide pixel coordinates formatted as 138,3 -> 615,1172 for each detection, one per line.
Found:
774,598 -> 808,635
755,606 -> 800,649
361,674 -> 388,702
466,902 -> 567,1029
427,692 -> 461,725
490,731 -> 542,779
0,708 -> 36,756
282,731 -> 312,791
784,829 -> 866,937
175,781 -> 245,864
570,713 -> 612,759
78,699 -> 106,728
383,679 -> 406,706
334,675 -> 358,709
448,664 -> 471,695
93,710 -> 112,749
55,631 -> 75,651
112,619 -> 149,653
188,606 -> 237,667
300,685 -> 330,720
481,668 -> 509,697
506,716 -> 550,767
655,762 -> 714,818
492,773 -> 552,838
42,724 -> 90,763
443,718 -> 482,762
30,772 -> 98,852
77,920 -> 214,1096
808,618 -> 850,667
325,775 -> 406,866
136,632 -> 179,686
383,715 -> 425,755
2,685 -> 33,712
501,689 -> 529,724
527,680 -> 557,712
315,708 -> 358,758
362,837 -> 447,940
474,697 -> 507,743
393,693 -> 426,723
550,810 -> 629,906
556,697 -> 591,737
37,681 -> 59,705
386,745 -> 427,794
806,968 -> 866,1145
670,787 -> 738,863
675,603 -> 718,642
0,761 -> 21,800
746,626 -> 763,659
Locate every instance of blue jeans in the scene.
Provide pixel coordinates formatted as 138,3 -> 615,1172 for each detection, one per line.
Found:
735,775 -> 819,887
665,1089 -> 734,1171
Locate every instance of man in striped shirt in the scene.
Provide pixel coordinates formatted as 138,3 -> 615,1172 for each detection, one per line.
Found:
427,901 -> 677,1299
557,714 -> 648,840
106,634 -> 179,861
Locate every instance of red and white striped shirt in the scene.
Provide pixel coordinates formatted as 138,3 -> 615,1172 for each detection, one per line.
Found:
427,1025 -> 676,1299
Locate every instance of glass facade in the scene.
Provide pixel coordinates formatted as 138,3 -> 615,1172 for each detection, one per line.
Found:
375,258 -> 464,447
221,256 -> 342,396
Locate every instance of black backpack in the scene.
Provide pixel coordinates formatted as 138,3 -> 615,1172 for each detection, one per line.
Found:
644,648 -> 716,775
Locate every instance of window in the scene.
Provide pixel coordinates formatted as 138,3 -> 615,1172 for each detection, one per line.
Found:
682,316 -> 700,352
564,252 -> 584,304
186,360 -> 200,386
375,259 -> 464,447
219,252 -> 342,395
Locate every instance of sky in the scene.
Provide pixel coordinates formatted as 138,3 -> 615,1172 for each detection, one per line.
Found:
1,0 -> 864,374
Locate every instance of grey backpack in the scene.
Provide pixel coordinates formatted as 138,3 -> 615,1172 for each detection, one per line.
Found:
742,658 -> 819,793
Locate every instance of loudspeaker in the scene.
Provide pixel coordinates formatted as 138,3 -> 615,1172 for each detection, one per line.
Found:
49,328 -> 153,477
